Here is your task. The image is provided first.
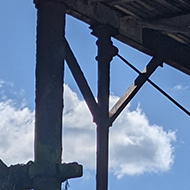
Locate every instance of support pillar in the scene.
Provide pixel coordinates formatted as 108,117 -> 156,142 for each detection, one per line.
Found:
0,1 -> 82,189
91,25 -> 118,190
34,1 -> 66,189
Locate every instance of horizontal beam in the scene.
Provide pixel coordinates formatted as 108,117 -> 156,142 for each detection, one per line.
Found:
152,13 -> 190,28
141,22 -> 190,35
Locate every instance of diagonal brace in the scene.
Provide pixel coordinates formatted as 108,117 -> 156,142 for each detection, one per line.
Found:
109,56 -> 163,125
117,54 -> 190,117
64,38 -> 99,122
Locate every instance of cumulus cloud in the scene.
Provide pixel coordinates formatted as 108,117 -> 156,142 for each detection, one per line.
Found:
63,84 -> 96,169
0,83 -> 176,178
109,107 -> 175,177
63,84 -> 176,177
0,100 -> 34,166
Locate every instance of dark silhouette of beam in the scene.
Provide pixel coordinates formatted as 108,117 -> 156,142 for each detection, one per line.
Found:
64,38 -> 99,123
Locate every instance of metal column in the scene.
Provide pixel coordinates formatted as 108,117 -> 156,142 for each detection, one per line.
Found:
91,25 -> 118,190
34,1 -> 66,189
0,1 -> 82,190
32,1 -> 82,189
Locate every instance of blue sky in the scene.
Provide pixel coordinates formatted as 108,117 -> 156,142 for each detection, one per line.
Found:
0,0 -> 190,190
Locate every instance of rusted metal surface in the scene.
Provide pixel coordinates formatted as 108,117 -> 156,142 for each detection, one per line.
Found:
91,25 -> 118,190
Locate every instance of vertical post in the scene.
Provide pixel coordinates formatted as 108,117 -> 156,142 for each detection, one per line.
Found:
91,25 -> 118,190
34,1 -> 66,189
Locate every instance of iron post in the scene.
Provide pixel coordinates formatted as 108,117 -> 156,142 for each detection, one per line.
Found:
91,25 -> 118,190
33,1 -> 82,189
34,1 -> 66,189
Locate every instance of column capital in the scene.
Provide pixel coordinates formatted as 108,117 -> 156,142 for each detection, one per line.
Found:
90,24 -> 118,63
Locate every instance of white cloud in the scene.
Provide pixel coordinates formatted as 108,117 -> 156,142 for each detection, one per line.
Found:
63,84 -> 176,178
0,83 -> 176,179
0,100 -> 34,166
174,84 -> 189,91
109,107 -> 175,177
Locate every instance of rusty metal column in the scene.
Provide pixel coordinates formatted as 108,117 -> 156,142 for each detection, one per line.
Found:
33,1 -> 65,189
91,25 -> 118,190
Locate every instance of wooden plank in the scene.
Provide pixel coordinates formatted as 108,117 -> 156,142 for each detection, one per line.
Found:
109,57 -> 163,124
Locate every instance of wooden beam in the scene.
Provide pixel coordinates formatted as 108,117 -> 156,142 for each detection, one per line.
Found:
152,13 -> 190,28
143,28 -> 190,75
141,13 -> 190,35
109,57 -> 163,125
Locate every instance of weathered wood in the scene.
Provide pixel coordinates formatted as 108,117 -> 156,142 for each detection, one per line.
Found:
109,57 -> 163,124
